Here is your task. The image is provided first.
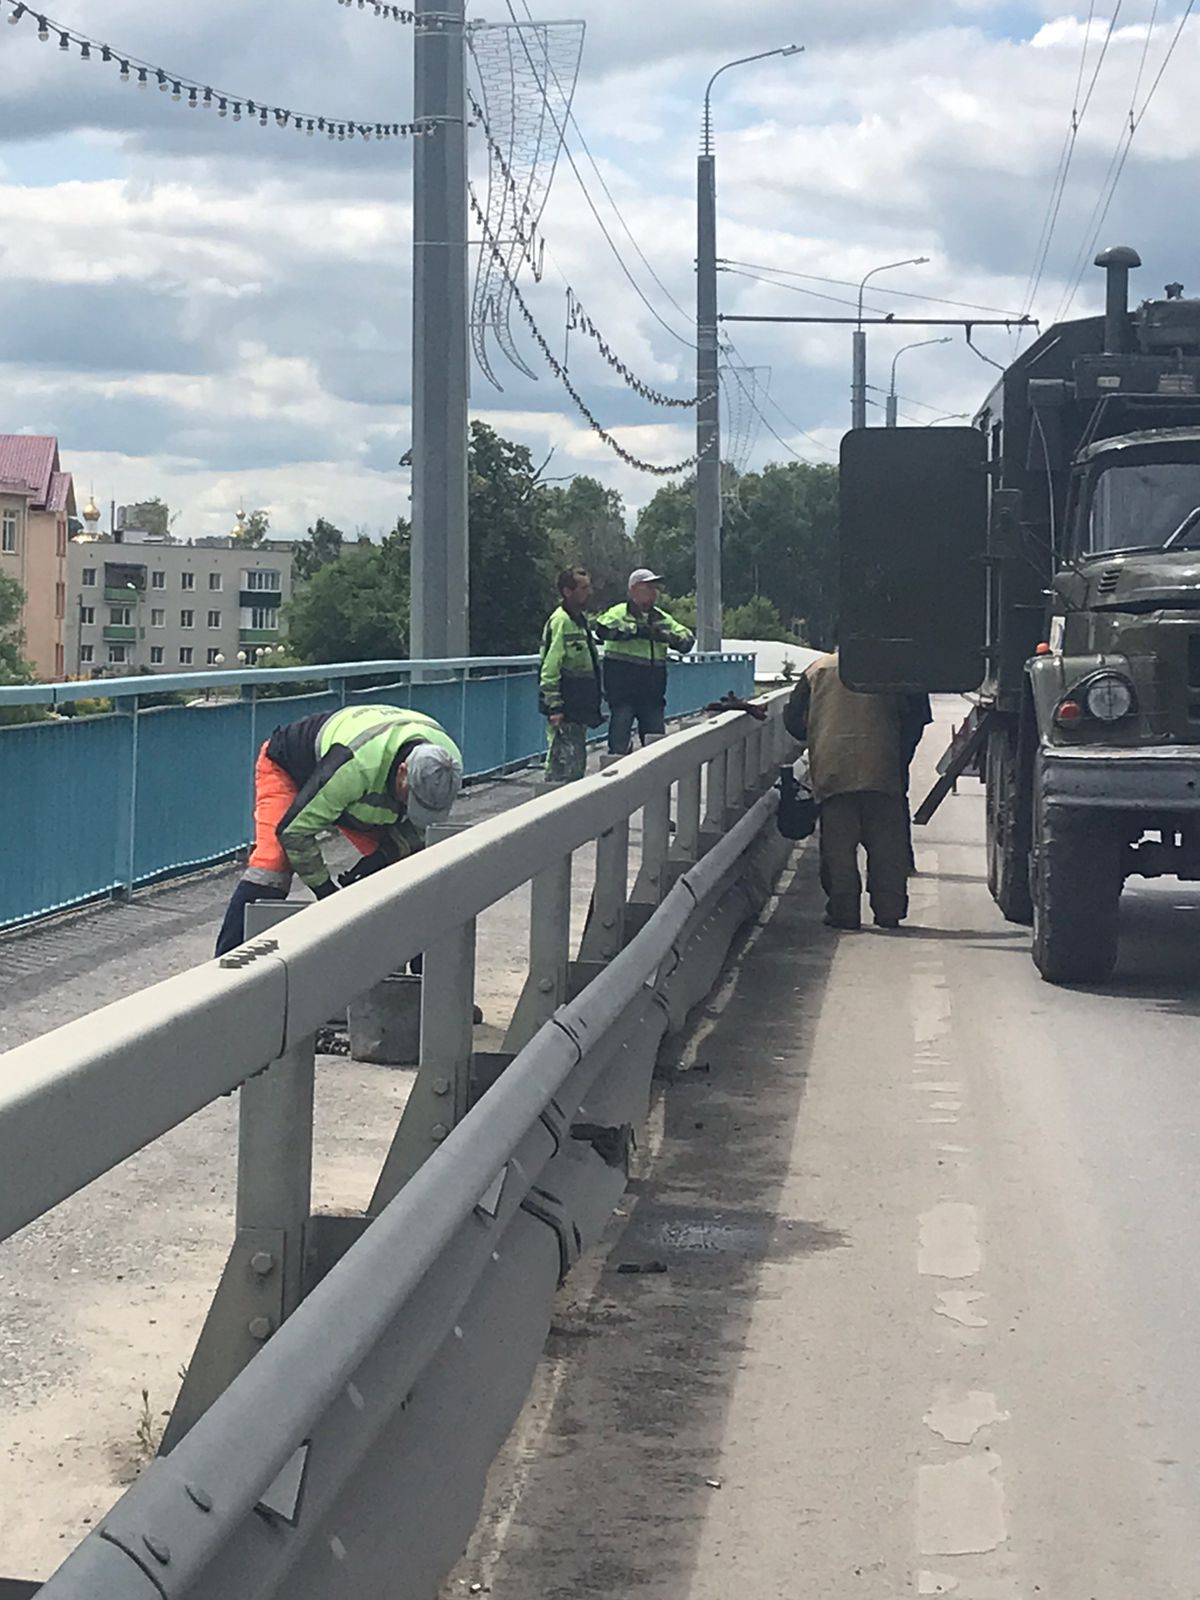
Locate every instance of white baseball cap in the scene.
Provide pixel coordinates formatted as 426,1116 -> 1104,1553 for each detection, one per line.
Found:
628,567 -> 664,590
405,743 -> 463,832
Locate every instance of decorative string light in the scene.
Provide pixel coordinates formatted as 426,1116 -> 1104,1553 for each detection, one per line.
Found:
336,0 -> 415,17
470,187 -> 713,478
468,90 -> 699,412
3,0 -> 433,142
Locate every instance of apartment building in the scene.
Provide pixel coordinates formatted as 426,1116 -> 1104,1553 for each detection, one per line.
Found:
66,538 -> 294,677
0,435 -> 75,679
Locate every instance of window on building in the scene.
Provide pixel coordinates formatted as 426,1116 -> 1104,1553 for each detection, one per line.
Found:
82,566 -> 96,587
181,572 -> 196,591
108,645 -> 128,665
80,605 -> 95,625
1,511 -> 18,554
207,647 -> 222,665
150,646 -> 164,665
151,570 -> 166,590
55,641 -> 64,675
180,609 -> 194,628
55,582 -> 65,619
249,606 -> 279,631
207,609 -> 221,629
179,647 -> 194,665
110,605 -> 132,626
56,521 -> 66,558
80,644 -> 94,665
244,568 -> 281,592
151,609 -> 165,628
209,572 -> 223,591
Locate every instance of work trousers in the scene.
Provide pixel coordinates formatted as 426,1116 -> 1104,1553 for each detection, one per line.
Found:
818,790 -> 909,927
607,698 -> 666,755
545,721 -> 589,784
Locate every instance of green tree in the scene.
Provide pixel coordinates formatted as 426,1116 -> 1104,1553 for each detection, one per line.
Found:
292,516 -> 345,583
233,508 -> 271,548
541,476 -> 631,609
636,461 -> 838,648
468,421 -> 557,654
124,498 -> 169,537
0,571 -> 45,725
633,477 -> 695,597
722,595 -> 793,642
284,526 -> 410,664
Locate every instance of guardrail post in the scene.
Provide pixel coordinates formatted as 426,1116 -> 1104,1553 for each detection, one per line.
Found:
504,854 -> 573,1052
673,765 -> 702,868
162,903 -> 315,1453
110,695 -> 139,900
578,818 -> 629,966
725,738 -> 745,828
631,783 -> 672,917
744,721 -> 765,798
369,917 -> 478,1212
700,748 -> 728,852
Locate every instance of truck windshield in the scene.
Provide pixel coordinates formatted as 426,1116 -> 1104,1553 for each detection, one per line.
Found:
1087,461 -> 1200,553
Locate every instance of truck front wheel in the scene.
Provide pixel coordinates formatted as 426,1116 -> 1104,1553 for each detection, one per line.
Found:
1031,794 -> 1123,985
986,726 -> 1033,925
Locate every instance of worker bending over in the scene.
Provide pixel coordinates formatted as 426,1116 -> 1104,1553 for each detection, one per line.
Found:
216,704 -> 462,956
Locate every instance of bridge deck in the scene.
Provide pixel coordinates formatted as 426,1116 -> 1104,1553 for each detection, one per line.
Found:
455,707 -> 1200,1599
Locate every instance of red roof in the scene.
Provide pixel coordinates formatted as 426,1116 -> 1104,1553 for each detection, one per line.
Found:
0,435 -> 73,514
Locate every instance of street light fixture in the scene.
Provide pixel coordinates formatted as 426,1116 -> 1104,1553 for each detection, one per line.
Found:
695,43 -> 803,654
851,255 -> 929,430
886,337 -> 952,428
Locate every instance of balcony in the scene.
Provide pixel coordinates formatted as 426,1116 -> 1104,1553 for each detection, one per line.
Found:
104,587 -> 143,604
239,588 -> 282,609
239,628 -> 279,645
103,625 -> 137,642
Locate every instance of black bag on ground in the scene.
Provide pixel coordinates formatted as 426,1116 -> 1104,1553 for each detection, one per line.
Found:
776,766 -> 818,841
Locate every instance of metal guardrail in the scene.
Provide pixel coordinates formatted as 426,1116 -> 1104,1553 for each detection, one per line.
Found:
1,691 -> 795,1599
0,651 -> 755,932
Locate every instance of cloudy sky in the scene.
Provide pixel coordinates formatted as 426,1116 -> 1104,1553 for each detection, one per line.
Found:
0,0 -> 1197,541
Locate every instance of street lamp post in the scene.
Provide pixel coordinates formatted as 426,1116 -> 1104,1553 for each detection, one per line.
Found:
886,336 -> 952,427
696,44 -> 802,653
852,256 -> 929,430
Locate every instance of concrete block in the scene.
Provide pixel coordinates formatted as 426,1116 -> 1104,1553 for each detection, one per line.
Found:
349,975 -> 423,1067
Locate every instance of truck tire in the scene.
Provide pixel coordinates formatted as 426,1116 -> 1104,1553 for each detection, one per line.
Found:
1031,792 -> 1122,985
986,727 -> 1033,925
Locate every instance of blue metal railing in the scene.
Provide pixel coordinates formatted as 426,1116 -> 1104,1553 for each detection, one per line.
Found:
0,653 -> 754,931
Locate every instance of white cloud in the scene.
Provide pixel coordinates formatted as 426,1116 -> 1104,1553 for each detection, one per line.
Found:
0,0 -> 1197,538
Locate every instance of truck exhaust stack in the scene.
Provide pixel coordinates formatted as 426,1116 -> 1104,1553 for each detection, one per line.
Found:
1094,244 -> 1142,354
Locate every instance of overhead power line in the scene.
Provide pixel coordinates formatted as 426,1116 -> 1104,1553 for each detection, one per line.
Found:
1056,0 -> 1194,320
469,186 -> 712,476
2,0 -> 428,139
718,259 -> 1026,319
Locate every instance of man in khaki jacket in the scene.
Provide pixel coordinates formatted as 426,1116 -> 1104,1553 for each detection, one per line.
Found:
784,650 -> 915,930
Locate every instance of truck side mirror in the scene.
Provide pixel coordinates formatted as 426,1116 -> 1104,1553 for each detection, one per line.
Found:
839,426 -> 988,694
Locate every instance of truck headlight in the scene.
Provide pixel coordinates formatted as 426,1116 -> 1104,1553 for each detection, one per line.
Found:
1083,673 -> 1135,722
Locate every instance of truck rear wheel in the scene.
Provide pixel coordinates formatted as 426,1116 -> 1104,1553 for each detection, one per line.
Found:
986,727 -> 1033,925
1031,794 -> 1123,985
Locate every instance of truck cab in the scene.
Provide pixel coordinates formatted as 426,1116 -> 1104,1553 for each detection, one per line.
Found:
839,247 -> 1200,984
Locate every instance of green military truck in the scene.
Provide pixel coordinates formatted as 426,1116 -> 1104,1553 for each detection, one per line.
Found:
840,245 -> 1200,985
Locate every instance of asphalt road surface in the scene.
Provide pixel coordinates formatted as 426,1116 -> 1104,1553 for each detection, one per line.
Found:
452,703 -> 1200,1600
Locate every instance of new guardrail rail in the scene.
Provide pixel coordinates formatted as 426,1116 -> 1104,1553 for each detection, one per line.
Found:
0,651 -> 754,932
0,690 -> 795,1599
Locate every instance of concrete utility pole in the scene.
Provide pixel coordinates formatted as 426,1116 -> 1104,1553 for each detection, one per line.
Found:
411,0 -> 469,661
853,256 -> 928,430
696,46 -> 801,655
886,337 -> 951,427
